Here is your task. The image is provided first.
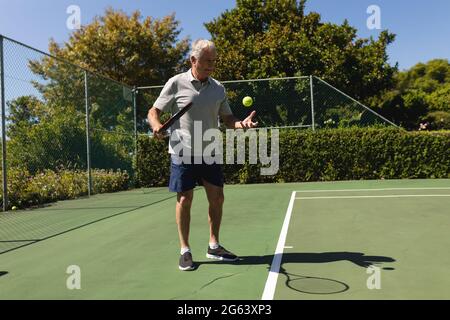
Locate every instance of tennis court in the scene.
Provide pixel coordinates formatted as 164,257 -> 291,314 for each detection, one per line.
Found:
0,179 -> 449,300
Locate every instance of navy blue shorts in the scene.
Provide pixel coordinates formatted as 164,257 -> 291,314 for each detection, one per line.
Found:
169,157 -> 224,193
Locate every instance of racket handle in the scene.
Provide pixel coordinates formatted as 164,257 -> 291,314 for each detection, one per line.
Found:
149,130 -> 170,139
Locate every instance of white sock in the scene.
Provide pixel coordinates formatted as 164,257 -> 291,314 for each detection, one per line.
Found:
209,243 -> 219,250
180,247 -> 191,255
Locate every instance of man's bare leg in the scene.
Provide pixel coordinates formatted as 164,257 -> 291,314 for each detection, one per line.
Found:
202,179 -> 224,245
176,190 -> 194,250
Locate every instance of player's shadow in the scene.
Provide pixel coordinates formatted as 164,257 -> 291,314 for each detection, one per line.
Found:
196,252 -> 396,269
196,252 -> 395,295
0,271 -> 8,277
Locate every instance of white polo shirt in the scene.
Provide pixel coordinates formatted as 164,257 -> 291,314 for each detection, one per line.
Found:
154,69 -> 233,157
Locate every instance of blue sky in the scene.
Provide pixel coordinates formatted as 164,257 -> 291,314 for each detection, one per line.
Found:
1,0 -> 449,71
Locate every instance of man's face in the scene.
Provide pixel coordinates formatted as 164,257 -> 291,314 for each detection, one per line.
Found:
191,48 -> 217,80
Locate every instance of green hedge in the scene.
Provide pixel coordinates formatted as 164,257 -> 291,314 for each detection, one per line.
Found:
1,168 -> 130,210
136,128 -> 450,187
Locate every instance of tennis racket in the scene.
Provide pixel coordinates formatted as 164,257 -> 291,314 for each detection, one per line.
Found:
151,102 -> 193,138
160,102 -> 193,133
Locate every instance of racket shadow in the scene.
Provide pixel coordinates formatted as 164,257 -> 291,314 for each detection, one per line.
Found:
196,252 -> 395,295
197,252 -> 395,268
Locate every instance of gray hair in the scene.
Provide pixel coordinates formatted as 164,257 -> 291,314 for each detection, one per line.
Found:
190,39 -> 216,59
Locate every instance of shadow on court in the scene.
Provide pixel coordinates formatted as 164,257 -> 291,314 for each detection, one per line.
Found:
197,252 -> 395,295
0,194 -> 179,255
197,252 -> 396,269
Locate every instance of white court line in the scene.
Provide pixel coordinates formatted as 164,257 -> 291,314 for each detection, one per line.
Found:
296,195 -> 450,200
261,191 -> 296,301
295,187 -> 450,193
261,188 -> 450,299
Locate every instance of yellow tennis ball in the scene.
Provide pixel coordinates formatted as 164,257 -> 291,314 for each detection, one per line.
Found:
242,96 -> 253,107
12,206 -> 17,211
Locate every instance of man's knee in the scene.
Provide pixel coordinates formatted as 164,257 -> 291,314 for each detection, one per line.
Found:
177,192 -> 193,208
210,192 -> 224,207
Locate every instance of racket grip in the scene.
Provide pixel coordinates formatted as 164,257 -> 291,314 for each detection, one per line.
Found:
149,129 -> 170,139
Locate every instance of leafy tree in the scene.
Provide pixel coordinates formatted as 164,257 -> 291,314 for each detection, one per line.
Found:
205,0 -> 397,101
41,8 -> 189,86
29,8 -> 190,133
6,96 -> 44,138
396,59 -> 450,93
423,111 -> 450,130
7,101 -> 87,173
6,8 -> 190,175
371,59 -> 450,129
427,83 -> 450,112
6,96 -> 131,174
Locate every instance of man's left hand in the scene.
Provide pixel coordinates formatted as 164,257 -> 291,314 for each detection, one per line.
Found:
241,111 -> 259,129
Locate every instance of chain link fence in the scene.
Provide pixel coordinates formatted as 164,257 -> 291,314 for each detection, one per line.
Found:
312,77 -> 396,129
0,35 -> 397,211
87,72 -> 135,188
136,76 -> 397,132
0,36 -> 136,211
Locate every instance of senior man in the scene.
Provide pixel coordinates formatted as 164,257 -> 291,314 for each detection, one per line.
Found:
148,39 -> 258,271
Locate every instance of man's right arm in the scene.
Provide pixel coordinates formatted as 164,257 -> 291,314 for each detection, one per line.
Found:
149,77 -> 176,139
148,107 -> 165,140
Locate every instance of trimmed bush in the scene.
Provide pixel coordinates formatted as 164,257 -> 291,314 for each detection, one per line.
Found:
136,128 -> 450,187
1,168 -> 130,210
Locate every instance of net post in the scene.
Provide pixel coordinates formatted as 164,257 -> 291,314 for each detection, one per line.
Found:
84,71 -> 92,196
310,75 -> 316,131
0,35 -> 8,211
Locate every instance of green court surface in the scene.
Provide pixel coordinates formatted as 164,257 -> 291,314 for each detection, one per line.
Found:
0,179 -> 449,300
